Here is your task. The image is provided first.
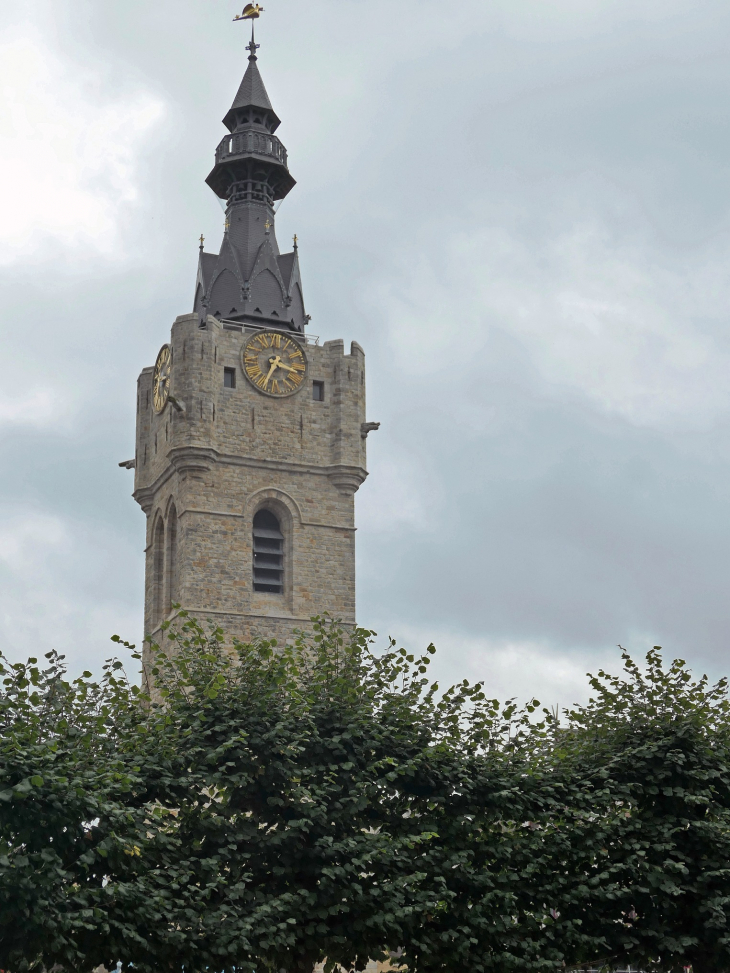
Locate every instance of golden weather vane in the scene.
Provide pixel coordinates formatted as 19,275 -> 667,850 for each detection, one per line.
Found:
234,3 -> 264,21
234,4 -> 264,54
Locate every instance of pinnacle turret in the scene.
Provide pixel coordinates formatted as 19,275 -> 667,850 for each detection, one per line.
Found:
194,40 -> 306,332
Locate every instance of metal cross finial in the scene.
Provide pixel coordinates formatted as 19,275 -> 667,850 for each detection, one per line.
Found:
224,216 -> 231,232
199,233 -> 205,250
264,219 -> 271,234
293,233 -> 298,249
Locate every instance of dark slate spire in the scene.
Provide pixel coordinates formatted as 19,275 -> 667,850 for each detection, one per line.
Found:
223,55 -> 278,131
194,37 -> 306,332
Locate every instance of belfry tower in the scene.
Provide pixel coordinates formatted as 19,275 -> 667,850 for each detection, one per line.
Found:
124,30 -> 377,651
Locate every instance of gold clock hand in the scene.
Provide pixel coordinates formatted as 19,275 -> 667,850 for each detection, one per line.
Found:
274,361 -> 298,374
263,356 -> 281,388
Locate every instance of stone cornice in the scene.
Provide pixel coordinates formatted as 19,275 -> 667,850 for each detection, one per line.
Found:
179,508 -> 356,531
133,445 -> 367,510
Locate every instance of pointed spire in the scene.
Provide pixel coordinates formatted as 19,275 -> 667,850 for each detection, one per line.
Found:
207,45 -> 294,202
222,35 -> 279,133
225,57 -> 274,120
228,4 -> 271,124
196,17 -> 307,332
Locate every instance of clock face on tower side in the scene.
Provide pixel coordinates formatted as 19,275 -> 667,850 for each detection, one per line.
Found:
242,330 -> 308,396
152,344 -> 172,412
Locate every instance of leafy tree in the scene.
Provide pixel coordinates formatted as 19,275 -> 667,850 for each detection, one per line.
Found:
0,616 -> 500,973
104,615 -> 498,973
0,647 -> 157,970
546,649 -> 730,973
410,649 -> 730,973
3,618 -> 730,973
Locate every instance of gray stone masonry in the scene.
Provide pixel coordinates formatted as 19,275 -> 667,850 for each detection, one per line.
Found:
132,314 -> 372,668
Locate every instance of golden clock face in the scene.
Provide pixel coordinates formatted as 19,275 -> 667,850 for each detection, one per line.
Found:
153,344 -> 171,412
242,331 -> 307,396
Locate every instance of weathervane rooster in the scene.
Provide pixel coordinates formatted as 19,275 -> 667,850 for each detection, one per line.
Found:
234,3 -> 264,20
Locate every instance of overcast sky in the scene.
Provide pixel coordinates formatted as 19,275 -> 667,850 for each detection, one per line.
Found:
2,0 -> 730,706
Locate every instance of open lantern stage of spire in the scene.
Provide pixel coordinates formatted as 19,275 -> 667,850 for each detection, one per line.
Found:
194,10 -> 306,333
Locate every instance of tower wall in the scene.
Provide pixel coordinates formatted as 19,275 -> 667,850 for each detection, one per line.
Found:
133,314 -> 369,655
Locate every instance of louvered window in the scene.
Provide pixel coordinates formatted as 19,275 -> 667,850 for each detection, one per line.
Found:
253,509 -> 284,593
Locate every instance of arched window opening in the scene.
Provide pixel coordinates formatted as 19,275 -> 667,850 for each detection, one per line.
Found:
165,505 -> 178,615
253,509 -> 284,593
153,516 -> 165,624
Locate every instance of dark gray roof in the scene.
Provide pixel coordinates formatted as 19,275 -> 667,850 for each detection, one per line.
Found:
196,52 -> 306,332
276,251 -> 295,286
200,252 -> 218,290
229,58 -> 272,114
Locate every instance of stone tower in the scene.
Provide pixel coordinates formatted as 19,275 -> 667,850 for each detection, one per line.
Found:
124,35 -> 378,653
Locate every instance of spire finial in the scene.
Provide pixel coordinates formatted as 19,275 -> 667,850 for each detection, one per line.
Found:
224,216 -> 231,233
234,4 -> 264,59
264,219 -> 271,235
293,233 -> 298,250
199,233 -> 205,251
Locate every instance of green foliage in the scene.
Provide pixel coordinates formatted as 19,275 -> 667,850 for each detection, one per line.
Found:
0,645 -> 154,970
545,650 -> 730,973
2,621 -> 730,973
